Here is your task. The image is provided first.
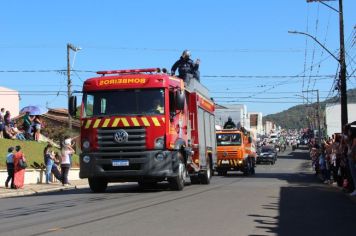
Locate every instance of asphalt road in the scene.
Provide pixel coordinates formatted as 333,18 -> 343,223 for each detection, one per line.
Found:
1,146 -> 356,236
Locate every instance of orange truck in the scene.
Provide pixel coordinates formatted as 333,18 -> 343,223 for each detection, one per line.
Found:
69,68 -> 216,192
216,128 -> 256,176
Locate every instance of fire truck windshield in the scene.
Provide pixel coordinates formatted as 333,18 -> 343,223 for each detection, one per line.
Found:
216,133 -> 242,146
83,89 -> 165,117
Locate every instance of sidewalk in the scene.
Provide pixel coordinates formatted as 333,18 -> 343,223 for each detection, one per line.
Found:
0,179 -> 90,199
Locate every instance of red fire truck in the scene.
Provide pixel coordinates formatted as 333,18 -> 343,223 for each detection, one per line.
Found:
69,68 -> 216,192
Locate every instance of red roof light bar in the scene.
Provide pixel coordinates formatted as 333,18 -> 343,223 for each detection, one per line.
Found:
96,68 -> 159,75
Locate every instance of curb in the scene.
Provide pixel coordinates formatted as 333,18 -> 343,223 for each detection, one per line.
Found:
0,184 -> 89,199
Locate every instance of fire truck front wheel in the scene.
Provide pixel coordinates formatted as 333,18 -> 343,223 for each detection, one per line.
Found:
168,161 -> 186,191
88,177 -> 108,193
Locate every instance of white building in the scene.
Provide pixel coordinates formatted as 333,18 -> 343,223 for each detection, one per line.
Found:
215,104 -> 249,128
325,103 -> 356,137
0,86 -> 20,117
264,121 -> 275,135
248,112 -> 263,135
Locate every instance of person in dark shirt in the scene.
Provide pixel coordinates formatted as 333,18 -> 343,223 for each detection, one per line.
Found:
224,117 -> 236,129
171,50 -> 200,83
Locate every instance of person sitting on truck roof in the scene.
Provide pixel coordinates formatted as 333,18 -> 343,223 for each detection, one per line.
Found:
171,50 -> 200,83
223,117 -> 236,129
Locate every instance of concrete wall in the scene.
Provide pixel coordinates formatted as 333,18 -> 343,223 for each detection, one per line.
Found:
0,86 -> 20,117
325,103 -> 356,137
0,168 -> 80,185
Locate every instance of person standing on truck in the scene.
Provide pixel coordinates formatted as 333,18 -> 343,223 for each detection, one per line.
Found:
171,50 -> 200,83
223,117 -> 236,129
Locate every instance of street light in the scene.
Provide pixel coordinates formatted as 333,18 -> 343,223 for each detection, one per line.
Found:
288,31 -> 339,62
289,0 -> 348,132
67,43 -> 81,130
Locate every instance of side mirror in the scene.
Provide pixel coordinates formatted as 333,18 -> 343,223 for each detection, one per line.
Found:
176,90 -> 185,110
69,96 -> 77,117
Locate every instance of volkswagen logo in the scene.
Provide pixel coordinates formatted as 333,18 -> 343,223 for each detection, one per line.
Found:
223,152 -> 228,157
114,129 -> 129,143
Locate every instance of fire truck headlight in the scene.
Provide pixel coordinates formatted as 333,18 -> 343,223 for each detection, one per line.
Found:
155,153 -> 165,161
83,155 -> 91,164
82,140 -> 90,150
154,136 -> 165,149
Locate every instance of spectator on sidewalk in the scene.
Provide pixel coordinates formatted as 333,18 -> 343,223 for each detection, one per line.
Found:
347,124 -> 356,196
5,147 -> 15,188
319,145 -> 329,183
60,138 -> 75,186
43,144 -> 55,184
51,152 -> 62,182
3,124 -> 16,140
331,134 -> 342,186
13,145 -> 26,189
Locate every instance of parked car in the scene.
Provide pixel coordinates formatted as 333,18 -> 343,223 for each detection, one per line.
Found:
256,145 -> 277,165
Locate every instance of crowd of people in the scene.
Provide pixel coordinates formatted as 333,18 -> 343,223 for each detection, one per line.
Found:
310,121 -> 356,196
0,108 -> 43,141
5,136 -> 75,189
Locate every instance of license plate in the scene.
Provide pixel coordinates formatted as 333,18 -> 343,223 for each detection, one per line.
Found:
112,160 -> 129,167
222,160 -> 229,164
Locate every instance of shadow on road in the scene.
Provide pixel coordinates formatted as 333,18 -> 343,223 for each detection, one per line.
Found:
248,147 -> 356,236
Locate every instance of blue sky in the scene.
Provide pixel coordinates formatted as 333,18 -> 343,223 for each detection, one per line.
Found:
1,0 -> 355,115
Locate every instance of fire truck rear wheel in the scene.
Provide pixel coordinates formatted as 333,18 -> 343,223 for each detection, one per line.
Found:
88,178 -> 108,193
199,160 -> 211,184
168,161 -> 185,191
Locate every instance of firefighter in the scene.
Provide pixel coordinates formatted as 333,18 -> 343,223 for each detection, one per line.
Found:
171,50 -> 200,83
152,99 -> 164,114
223,117 -> 236,129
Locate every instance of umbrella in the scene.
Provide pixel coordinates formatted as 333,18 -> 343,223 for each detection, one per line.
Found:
20,105 -> 48,115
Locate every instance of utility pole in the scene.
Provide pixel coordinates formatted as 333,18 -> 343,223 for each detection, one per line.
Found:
67,43 -> 81,130
303,90 -> 321,146
338,0 -> 348,128
292,0 -> 348,132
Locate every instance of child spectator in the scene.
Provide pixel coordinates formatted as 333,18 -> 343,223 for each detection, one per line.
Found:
5,147 -> 15,188
51,152 -> 62,182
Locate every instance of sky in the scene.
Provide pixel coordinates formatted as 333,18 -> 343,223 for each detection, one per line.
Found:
1,0 -> 355,115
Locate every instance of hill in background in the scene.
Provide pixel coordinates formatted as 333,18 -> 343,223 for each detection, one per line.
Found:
263,88 -> 356,129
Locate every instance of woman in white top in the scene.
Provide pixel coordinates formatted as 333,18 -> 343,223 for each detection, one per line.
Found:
61,138 -> 75,186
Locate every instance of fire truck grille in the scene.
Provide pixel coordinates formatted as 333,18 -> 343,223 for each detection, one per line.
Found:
97,128 -> 146,153
217,151 -> 238,158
